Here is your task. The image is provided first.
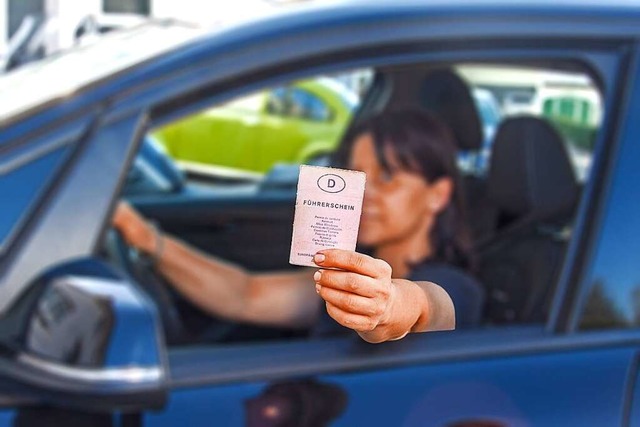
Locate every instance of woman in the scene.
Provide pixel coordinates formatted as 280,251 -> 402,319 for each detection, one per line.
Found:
335,110 -> 483,329
113,110 -> 482,343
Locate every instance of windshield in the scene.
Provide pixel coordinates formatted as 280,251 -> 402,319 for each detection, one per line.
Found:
318,77 -> 359,111
0,21 -> 203,124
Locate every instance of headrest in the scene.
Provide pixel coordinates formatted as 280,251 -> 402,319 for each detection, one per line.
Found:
488,116 -> 578,222
421,69 -> 483,150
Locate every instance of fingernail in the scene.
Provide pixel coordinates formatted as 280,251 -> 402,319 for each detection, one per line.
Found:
315,284 -> 321,294
314,270 -> 322,282
314,253 -> 325,264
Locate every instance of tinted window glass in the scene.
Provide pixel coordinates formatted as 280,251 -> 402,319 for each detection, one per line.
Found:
265,87 -> 288,116
288,88 -> 331,121
266,88 -> 331,121
0,145 -> 69,252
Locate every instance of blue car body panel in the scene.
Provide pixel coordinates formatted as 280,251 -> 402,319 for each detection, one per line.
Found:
147,346 -> 634,426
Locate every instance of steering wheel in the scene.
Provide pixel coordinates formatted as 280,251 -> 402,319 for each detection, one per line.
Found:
103,228 -> 240,345
103,228 -> 190,345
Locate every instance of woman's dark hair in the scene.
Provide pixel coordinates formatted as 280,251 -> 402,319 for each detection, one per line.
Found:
334,109 -> 474,270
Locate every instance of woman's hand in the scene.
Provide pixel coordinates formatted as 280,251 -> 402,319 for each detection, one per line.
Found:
112,201 -> 156,254
313,249 -> 427,343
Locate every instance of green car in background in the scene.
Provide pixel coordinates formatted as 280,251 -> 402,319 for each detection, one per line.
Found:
154,77 -> 358,176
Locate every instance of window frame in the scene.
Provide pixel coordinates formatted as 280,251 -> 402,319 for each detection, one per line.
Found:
117,46 -> 629,381
0,109 -> 143,316
0,134 -> 75,256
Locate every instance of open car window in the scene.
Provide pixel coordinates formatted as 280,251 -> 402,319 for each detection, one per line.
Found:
113,61 -> 603,348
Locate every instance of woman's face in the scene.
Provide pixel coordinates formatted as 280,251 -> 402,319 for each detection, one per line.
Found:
349,133 -> 449,247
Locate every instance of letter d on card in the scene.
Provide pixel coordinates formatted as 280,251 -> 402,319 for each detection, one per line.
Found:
290,165 -> 366,267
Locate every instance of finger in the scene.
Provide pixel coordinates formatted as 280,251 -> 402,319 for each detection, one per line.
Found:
315,269 -> 379,297
314,249 -> 392,279
318,285 -> 381,317
325,302 -> 377,332
114,201 -> 134,227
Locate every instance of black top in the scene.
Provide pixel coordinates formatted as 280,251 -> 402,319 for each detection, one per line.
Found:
408,261 -> 484,329
311,261 -> 484,337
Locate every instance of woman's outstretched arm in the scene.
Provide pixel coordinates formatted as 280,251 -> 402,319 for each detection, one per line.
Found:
312,249 -> 455,343
113,202 -> 320,328
113,202 -> 455,341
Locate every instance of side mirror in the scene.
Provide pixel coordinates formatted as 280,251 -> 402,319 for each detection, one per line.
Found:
0,259 -> 167,412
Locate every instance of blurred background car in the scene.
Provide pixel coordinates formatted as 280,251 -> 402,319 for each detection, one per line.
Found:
153,77 -> 358,176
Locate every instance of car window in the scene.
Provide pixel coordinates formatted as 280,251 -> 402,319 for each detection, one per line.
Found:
266,87 -> 333,121
452,64 -> 603,325
288,88 -> 332,121
265,87 -> 289,116
114,61 -> 607,348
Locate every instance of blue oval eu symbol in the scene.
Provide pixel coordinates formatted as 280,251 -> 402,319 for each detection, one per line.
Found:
317,174 -> 346,193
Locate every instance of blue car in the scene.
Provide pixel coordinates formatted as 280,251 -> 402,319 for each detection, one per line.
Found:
1,2 -> 640,426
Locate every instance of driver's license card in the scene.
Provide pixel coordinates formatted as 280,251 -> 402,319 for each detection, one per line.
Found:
289,165 -> 366,267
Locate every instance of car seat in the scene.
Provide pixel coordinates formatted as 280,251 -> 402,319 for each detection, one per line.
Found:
420,68 -> 498,242
478,116 -> 579,324
420,68 -> 484,152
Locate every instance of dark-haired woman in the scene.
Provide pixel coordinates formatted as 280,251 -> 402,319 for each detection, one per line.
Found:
335,110 -> 483,329
113,110 -> 482,343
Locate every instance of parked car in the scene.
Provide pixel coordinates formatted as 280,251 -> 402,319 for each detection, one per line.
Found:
0,2 -> 639,426
153,77 -> 357,175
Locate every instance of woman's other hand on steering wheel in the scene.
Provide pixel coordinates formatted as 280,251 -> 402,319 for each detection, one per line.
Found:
112,201 -> 156,255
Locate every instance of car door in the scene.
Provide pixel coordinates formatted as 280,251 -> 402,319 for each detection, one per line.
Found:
139,31 -> 637,427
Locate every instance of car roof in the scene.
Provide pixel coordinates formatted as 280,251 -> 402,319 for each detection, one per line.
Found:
2,0 -> 640,130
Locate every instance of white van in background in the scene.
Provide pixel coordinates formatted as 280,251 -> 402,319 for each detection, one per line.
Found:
457,64 -> 602,182
457,64 -> 602,126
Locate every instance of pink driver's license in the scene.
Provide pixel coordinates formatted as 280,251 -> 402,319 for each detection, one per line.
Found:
289,165 -> 366,267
